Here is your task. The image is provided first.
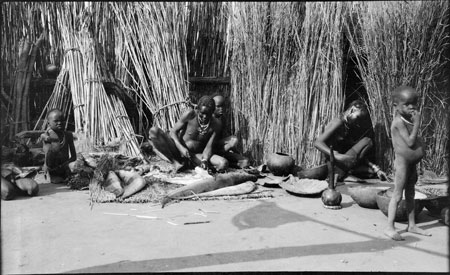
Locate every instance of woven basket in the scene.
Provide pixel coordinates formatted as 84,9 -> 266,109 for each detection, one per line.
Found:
280,176 -> 328,196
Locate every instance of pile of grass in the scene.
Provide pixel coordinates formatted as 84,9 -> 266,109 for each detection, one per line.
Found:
345,1 -> 449,174
227,2 -> 346,167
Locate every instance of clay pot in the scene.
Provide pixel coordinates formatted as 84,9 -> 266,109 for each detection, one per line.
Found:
1,176 -> 17,200
15,178 -> 39,196
266,152 -> 295,176
421,196 -> 450,215
349,186 -> 386,209
376,189 -> 426,222
441,207 -> 449,226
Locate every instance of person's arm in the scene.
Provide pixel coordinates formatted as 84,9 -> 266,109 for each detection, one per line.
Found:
169,109 -> 194,158
67,132 -> 77,163
394,111 -> 420,148
57,132 -> 77,169
314,118 -> 356,167
202,118 -> 222,162
365,159 -> 388,181
314,118 -> 345,157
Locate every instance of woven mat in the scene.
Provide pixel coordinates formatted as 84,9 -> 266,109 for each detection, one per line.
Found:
90,177 -> 275,204
89,176 -> 182,203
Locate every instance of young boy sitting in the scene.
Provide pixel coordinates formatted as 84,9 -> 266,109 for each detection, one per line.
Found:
212,94 -> 250,169
40,108 -> 77,183
148,96 -> 228,173
384,85 -> 431,240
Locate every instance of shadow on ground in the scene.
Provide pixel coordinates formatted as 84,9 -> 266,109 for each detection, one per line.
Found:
67,237 -> 424,273
68,200 -> 446,273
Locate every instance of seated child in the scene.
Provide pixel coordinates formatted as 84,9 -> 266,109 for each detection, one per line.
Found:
148,96 -> 228,173
212,94 -> 250,169
40,108 -> 77,183
384,85 -> 431,240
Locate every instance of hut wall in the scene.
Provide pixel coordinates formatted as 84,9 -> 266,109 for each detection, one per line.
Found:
1,1 -> 448,174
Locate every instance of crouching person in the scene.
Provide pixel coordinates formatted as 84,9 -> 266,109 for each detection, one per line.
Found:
148,96 -> 228,173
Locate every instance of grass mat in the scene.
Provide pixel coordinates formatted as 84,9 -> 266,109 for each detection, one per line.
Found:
90,176 -> 274,204
90,176 -> 183,203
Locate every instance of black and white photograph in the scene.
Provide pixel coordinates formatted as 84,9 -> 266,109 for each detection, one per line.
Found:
1,1 -> 449,273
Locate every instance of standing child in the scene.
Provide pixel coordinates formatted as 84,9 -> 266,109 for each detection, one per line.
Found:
40,108 -> 77,183
384,86 -> 431,240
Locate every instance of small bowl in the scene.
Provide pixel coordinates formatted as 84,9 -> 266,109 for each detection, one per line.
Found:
376,188 -> 426,222
297,164 -> 328,180
349,186 -> 387,209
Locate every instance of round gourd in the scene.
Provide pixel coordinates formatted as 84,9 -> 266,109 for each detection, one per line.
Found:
15,178 -> 39,196
1,176 -> 17,200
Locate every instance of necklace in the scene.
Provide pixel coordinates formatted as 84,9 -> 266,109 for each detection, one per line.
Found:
197,116 -> 210,136
400,115 -> 414,126
48,128 -> 66,145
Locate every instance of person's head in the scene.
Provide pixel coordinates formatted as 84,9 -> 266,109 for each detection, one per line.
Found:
392,85 -> 419,119
212,94 -> 225,118
47,108 -> 64,132
196,96 -> 215,125
343,100 -> 369,126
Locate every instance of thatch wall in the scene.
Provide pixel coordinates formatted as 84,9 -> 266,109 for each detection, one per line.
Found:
1,1 -> 448,174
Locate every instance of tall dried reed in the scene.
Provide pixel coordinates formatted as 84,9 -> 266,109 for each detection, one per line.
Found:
227,2 -> 346,167
111,2 -> 190,131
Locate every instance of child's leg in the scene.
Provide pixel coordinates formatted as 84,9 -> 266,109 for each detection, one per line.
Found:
223,151 -> 250,169
208,154 -> 229,172
344,137 -> 373,165
406,166 -> 432,236
148,127 -> 184,171
216,136 -> 239,153
384,157 -> 408,241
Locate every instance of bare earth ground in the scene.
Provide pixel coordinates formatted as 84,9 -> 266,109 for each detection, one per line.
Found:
1,175 -> 449,273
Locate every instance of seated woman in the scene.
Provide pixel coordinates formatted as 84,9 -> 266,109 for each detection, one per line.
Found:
306,100 -> 387,182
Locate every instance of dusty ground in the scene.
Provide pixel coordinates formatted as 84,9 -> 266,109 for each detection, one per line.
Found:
1,175 -> 449,273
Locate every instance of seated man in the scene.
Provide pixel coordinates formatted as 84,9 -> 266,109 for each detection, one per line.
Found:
148,95 -> 228,173
212,94 -> 250,169
312,100 -> 387,182
41,108 -> 77,183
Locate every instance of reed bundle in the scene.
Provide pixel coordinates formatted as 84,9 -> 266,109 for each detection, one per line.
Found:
54,2 -> 141,156
111,2 -> 190,131
186,2 -> 230,77
345,1 -> 449,174
32,68 -> 72,131
227,2 -> 346,167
